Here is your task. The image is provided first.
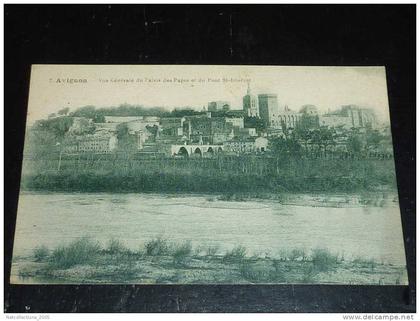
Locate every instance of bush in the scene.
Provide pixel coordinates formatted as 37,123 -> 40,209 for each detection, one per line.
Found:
289,248 -> 307,261
50,237 -> 101,269
172,241 -> 193,265
22,157 -> 397,194
301,264 -> 317,283
311,248 -> 338,272
277,248 -> 307,261
223,245 -> 247,263
352,257 -> 377,270
270,259 -> 286,282
218,193 -> 234,201
239,259 -> 286,283
33,245 -> 49,262
92,259 -> 138,281
106,238 -> 127,255
239,261 -> 266,282
205,245 -> 220,257
144,237 -> 170,256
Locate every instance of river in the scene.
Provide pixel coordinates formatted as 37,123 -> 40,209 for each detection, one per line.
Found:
12,192 -> 407,265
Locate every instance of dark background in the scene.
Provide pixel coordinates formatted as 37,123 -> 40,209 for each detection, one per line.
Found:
4,4 -> 416,313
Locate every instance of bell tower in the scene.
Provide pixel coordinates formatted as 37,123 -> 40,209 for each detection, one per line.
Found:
243,81 -> 259,117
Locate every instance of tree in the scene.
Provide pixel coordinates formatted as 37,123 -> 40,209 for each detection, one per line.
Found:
311,126 -> 336,156
69,104 -> 171,121
269,136 -> 302,158
93,114 -> 105,123
170,108 -> 204,117
33,116 -> 74,139
280,120 -> 287,135
24,129 -> 58,157
69,105 -> 97,119
116,123 -> 129,139
146,125 -> 159,141
116,123 -> 136,151
365,129 -> 382,151
58,107 -> 70,116
244,116 -> 266,133
299,114 -> 320,130
347,134 -> 363,155
295,127 -> 312,154
67,118 -> 95,136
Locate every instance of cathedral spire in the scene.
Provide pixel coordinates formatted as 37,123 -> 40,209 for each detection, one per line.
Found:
247,80 -> 251,95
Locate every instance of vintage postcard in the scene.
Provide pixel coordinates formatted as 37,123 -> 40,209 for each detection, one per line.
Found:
11,65 -> 407,285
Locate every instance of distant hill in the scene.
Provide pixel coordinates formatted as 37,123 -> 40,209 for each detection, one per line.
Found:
69,104 -> 205,122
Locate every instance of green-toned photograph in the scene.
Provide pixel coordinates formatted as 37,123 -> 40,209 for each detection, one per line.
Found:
11,65 -> 407,285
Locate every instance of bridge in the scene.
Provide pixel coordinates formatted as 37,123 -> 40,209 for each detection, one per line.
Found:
171,144 -> 224,157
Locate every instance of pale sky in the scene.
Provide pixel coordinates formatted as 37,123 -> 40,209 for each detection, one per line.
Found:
26,65 -> 391,124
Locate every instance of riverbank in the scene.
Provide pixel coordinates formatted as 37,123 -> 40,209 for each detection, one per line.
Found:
17,188 -> 399,210
12,237 -> 407,285
20,157 -> 398,194
21,167 -> 397,195
212,191 -> 399,207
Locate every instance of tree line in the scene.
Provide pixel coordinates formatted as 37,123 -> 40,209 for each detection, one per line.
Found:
48,104 -> 206,123
269,126 -> 391,158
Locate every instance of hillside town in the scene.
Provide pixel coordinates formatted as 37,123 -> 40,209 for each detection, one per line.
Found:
27,83 -> 393,159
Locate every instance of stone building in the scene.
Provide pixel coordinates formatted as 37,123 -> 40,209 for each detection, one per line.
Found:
225,116 -> 244,128
299,105 -> 320,129
78,136 -> 117,153
186,116 -> 234,144
257,93 -> 303,129
234,127 -> 258,138
95,122 -> 119,132
208,101 -> 231,112
160,117 -> 185,137
223,136 -> 268,154
255,137 -> 269,152
104,116 -> 145,123
226,110 -> 246,118
319,114 -> 353,128
258,94 -> 279,127
62,143 -> 78,154
132,129 -> 154,150
266,127 -> 285,138
65,134 -> 118,154
125,117 -> 160,132
274,105 -> 302,129
300,105 -> 318,115
320,105 -> 377,129
224,137 -> 256,154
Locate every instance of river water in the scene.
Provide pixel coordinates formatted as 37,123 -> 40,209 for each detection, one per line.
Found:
12,192 -> 407,265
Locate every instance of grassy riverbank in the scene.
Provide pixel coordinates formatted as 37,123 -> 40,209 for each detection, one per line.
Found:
13,237 -> 406,285
21,158 -> 397,194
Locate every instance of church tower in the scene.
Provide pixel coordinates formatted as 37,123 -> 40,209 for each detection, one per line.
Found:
242,81 -> 259,117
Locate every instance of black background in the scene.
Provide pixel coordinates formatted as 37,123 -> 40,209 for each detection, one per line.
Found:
4,4 -> 416,313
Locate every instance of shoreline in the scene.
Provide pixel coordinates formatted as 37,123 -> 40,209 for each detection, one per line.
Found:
18,189 -> 400,208
11,238 -> 407,285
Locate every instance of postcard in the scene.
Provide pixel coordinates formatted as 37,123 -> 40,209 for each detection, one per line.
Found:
11,65 -> 407,284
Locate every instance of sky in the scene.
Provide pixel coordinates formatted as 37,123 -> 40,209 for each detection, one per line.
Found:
26,65 -> 391,124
